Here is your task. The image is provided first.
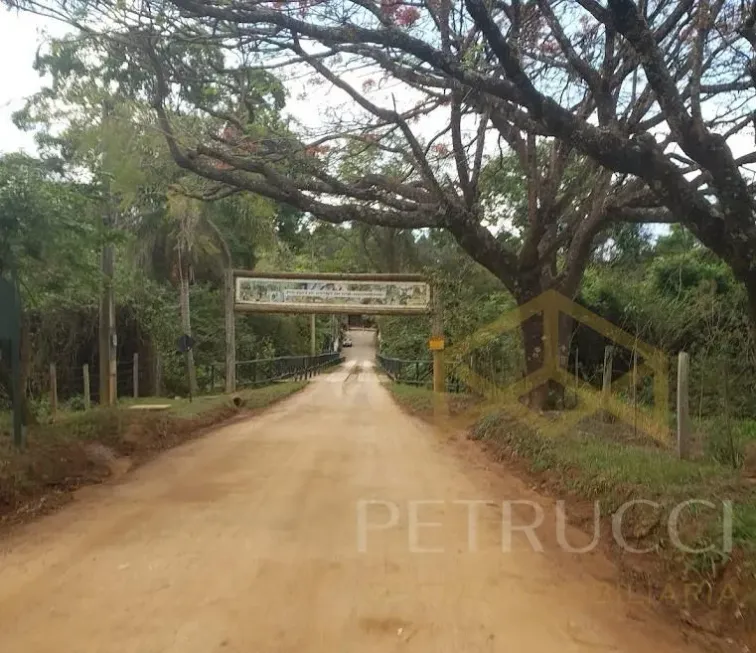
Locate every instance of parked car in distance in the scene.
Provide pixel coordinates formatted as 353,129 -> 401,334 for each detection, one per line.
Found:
342,337 -> 353,347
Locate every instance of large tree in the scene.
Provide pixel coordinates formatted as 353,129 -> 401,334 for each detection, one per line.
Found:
0,152 -> 100,414
9,0 -> 756,399
13,32 -> 285,393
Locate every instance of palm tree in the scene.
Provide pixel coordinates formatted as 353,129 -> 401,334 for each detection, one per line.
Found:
134,194 -> 207,395
134,186 -> 276,395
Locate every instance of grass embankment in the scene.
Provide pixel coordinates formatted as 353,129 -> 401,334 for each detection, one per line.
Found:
385,383 -> 480,417
386,382 -> 756,643
0,382 -> 305,525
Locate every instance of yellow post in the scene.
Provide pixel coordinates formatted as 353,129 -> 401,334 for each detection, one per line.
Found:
430,285 -> 447,425
431,286 -> 444,393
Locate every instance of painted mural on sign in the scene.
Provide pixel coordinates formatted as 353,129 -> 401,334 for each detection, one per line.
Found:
235,277 -> 430,312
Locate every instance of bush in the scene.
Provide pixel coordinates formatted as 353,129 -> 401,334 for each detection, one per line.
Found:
701,418 -> 756,469
65,395 -> 87,412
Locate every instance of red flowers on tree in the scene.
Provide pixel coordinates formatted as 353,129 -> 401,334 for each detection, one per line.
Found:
395,6 -> 420,26
380,0 -> 420,26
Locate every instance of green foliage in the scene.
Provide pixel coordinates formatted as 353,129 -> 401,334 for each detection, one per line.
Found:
580,236 -> 756,418
0,29 -> 303,409
699,418 -> 756,469
0,153 -> 99,284
377,231 -> 519,376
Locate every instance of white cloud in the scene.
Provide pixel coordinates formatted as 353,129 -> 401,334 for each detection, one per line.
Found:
0,10 -> 68,154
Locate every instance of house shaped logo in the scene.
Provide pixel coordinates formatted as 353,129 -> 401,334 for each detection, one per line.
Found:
443,290 -> 671,442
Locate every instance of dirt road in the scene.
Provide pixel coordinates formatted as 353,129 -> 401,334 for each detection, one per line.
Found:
0,330 -> 705,652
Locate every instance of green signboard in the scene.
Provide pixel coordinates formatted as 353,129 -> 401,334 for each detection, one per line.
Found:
0,277 -> 23,447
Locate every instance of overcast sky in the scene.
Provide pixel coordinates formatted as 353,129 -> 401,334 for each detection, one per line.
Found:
0,10 -> 449,156
0,11 -> 69,153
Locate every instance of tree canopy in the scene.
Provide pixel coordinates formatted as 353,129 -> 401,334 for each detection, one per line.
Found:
7,0 -> 755,319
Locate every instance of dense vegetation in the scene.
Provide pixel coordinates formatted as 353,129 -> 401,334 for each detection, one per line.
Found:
378,226 -> 756,418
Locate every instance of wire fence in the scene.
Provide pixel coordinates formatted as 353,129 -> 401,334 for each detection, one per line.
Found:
1,351 -> 344,418
378,341 -> 756,465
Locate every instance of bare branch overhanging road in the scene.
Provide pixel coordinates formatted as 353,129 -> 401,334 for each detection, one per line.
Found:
0,330 -> 704,652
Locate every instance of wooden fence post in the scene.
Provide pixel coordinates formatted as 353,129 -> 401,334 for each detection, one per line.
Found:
83,364 -> 91,411
111,358 -> 117,404
632,347 -> 638,438
574,347 -> 579,408
431,285 -> 444,394
154,353 -> 163,397
49,363 -> 58,420
310,314 -> 317,356
224,268 -> 236,394
601,346 -> 613,422
677,351 -> 691,460
133,353 -> 139,399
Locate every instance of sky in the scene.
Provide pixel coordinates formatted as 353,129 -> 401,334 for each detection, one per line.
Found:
0,10 -> 459,157
0,10 -> 68,153
0,10 -> 351,153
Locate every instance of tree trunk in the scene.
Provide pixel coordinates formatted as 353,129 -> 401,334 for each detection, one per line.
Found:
515,281 -> 575,411
519,310 -> 551,410
204,217 -> 236,394
554,312 -> 575,408
383,228 -> 399,273
98,101 -> 117,407
14,309 -> 37,425
99,243 -> 116,406
18,311 -> 35,425
224,268 -> 236,393
746,278 -> 756,346
178,266 -> 198,396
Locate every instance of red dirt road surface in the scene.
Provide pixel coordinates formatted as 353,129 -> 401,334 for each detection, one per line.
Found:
0,330 -> 707,652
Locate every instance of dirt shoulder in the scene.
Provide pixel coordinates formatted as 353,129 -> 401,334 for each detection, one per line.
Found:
0,382 -> 306,531
385,382 -> 756,651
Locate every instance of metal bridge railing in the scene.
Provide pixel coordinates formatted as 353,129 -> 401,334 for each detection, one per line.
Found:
207,352 -> 343,392
375,353 -> 468,393
375,353 -> 432,385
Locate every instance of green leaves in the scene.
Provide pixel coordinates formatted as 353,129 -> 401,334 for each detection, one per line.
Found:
0,152 -> 100,304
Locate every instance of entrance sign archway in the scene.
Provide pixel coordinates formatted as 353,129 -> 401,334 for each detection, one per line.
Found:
227,271 -> 442,393
234,271 -> 430,315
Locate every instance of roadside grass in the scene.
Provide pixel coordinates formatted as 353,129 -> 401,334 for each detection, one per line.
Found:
388,384 -> 754,536
386,382 -> 756,632
386,383 -> 436,414
120,383 -> 305,418
472,411 -> 734,501
0,382 -> 304,431
383,382 -> 479,417
0,382 -> 306,523
472,410 -> 756,558
695,416 -> 756,468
